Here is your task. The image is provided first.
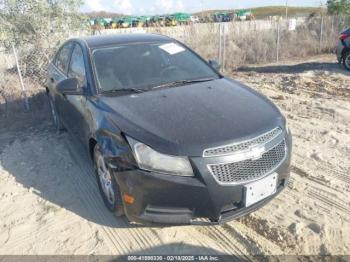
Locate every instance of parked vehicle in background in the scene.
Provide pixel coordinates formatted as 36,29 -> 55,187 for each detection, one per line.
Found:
190,15 -> 200,23
236,10 -> 255,21
46,34 -> 292,225
139,16 -> 151,27
173,12 -> 191,25
213,12 -> 234,23
150,15 -> 166,27
131,17 -> 144,28
165,16 -> 177,27
336,27 -> 350,71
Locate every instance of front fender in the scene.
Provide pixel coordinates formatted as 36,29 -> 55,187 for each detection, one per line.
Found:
95,129 -> 137,172
87,100 -> 137,172
96,130 -> 128,157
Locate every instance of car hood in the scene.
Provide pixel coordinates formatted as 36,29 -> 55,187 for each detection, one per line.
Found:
100,77 -> 284,157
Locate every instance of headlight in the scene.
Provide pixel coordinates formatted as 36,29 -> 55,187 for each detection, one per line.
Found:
126,136 -> 194,177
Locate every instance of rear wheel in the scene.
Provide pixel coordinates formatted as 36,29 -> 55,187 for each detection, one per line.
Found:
47,94 -> 64,132
94,145 -> 124,216
343,51 -> 350,71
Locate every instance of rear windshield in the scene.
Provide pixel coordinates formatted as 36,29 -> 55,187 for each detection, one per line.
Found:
92,42 -> 219,92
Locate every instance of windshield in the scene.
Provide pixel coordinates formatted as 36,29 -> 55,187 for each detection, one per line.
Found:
92,42 -> 219,92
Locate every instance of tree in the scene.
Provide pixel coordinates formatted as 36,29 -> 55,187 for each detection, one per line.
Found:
0,0 -> 86,46
0,0 -> 87,82
327,0 -> 350,15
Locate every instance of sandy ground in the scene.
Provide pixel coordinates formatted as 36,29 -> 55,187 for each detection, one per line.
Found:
0,54 -> 349,256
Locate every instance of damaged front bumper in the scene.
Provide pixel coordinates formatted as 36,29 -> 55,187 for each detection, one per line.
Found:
115,158 -> 291,226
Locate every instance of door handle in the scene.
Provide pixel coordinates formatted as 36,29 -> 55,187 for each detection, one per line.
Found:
50,78 -> 55,83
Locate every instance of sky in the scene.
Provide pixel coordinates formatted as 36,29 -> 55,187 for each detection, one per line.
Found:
81,0 -> 327,15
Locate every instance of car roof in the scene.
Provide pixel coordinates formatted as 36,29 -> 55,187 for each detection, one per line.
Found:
79,33 -> 173,48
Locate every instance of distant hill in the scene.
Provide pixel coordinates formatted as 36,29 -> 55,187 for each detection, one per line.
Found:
194,6 -> 326,19
84,11 -> 123,18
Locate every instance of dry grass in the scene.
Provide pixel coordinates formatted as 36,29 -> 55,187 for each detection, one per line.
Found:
0,73 -> 46,116
183,16 -> 347,70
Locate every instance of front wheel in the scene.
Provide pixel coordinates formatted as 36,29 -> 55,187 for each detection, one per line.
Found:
94,145 -> 124,216
343,51 -> 350,71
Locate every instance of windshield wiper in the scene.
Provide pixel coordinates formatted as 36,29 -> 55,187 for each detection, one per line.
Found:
152,77 -> 216,90
101,88 -> 145,94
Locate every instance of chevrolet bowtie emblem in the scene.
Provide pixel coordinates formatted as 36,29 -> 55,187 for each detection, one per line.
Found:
250,146 -> 265,160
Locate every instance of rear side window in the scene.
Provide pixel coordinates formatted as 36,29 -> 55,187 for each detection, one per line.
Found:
55,42 -> 73,74
68,44 -> 86,87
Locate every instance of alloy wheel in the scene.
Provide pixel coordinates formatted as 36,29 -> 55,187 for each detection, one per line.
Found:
96,153 -> 116,205
345,55 -> 350,69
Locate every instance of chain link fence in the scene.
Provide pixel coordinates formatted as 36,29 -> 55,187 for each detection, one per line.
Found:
0,15 -> 349,116
0,43 -> 54,115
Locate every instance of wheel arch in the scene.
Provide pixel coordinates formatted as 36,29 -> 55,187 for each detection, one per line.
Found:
341,47 -> 350,58
89,130 -> 131,158
89,129 -> 135,172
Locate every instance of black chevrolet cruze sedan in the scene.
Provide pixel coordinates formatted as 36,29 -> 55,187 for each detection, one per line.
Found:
46,34 -> 292,225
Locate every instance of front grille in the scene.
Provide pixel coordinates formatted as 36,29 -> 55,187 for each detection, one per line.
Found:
203,127 -> 282,157
208,140 -> 286,184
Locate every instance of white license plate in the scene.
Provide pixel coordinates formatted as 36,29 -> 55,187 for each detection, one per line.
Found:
244,173 -> 278,207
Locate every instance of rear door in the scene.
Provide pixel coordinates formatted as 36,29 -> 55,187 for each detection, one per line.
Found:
48,42 -> 74,125
63,43 -> 89,143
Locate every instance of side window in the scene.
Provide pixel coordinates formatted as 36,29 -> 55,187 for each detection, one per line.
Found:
56,42 -> 73,74
68,44 -> 86,87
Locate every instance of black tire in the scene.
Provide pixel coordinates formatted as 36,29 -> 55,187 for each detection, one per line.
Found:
47,94 -> 64,132
93,145 -> 124,216
342,51 -> 350,71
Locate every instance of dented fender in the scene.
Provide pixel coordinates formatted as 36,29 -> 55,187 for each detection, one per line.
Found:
92,116 -> 137,172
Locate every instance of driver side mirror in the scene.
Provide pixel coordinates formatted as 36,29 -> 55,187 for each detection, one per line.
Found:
209,60 -> 221,71
56,78 -> 83,95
